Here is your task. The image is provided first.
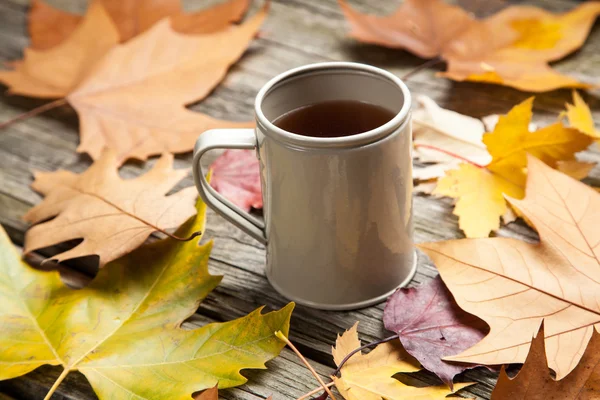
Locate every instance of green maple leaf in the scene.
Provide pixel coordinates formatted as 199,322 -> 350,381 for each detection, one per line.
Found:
0,198 -> 293,400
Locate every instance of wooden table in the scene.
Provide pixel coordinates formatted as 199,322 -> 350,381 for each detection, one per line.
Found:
1,0 -> 600,399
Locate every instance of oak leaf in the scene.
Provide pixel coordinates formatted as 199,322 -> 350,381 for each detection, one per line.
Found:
210,149 -> 262,211
29,0 -> 251,49
420,155 -> 600,380
0,0 -> 119,98
491,323 -> 600,400
66,8 -> 263,162
0,200 -> 294,399
435,97 -> 592,238
23,150 -> 198,267
339,0 -> 600,92
383,276 -> 488,388
332,323 -> 470,400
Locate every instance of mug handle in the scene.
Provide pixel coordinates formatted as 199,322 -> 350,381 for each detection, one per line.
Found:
192,129 -> 267,244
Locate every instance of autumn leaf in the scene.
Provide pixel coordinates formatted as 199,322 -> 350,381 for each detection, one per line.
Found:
210,149 -> 262,211
565,90 -> 600,140
29,0 -> 251,49
435,97 -> 592,237
0,0 -> 119,98
1,197 -> 294,399
332,323 -> 470,400
491,323 -> 600,400
66,7 -> 264,162
339,0 -> 600,92
1,3 -> 262,161
23,150 -> 198,267
420,155 -> 600,380
383,276 -> 488,388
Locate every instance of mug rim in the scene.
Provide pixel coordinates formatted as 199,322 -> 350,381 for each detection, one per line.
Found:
255,62 -> 412,148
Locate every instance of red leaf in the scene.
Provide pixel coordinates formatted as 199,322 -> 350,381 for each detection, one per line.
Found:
383,275 -> 488,387
209,149 -> 262,211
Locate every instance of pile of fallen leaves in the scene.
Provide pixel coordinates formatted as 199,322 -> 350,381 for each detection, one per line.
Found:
413,91 -> 598,238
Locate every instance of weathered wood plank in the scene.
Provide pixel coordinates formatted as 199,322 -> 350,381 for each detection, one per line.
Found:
1,0 -> 600,398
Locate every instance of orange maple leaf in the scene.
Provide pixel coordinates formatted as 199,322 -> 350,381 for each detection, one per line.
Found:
0,0 -> 119,98
66,7 -> 264,162
339,0 -> 600,92
1,2 -> 264,162
29,0 -> 251,49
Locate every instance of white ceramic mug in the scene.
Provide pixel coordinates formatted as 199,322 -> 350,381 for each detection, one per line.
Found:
193,62 -> 415,310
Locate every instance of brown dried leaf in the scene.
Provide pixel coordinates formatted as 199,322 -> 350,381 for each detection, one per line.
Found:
29,0 -> 251,49
0,0 -> 119,98
420,155 -> 600,379
65,8 -> 264,162
339,0 -> 600,92
23,150 -> 197,267
491,323 -> 600,399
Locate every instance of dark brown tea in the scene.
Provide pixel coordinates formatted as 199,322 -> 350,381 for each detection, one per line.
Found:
272,100 -> 395,138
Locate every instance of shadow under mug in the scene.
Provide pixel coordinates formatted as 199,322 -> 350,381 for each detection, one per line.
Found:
193,62 -> 416,310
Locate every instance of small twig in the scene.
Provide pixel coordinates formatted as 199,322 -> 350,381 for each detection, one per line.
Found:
414,143 -> 487,168
274,331 -> 337,400
297,382 -> 335,400
331,334 -> 399,377
0,98 -> 68,130
401,57 -> 444,81
297,334 -> 400,400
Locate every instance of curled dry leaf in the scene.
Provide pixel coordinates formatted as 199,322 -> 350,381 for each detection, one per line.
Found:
24,150 -> 198,267
332,323 -> 470,400
420,155 -> 600,380
66,7 -> 264,162
435,97 -> 592,238
383,276 -> 488,388
29,0 -> 251,49
0,0 -> 119,98
339,0 -> 600,92
413,95 -> 490,182
491,323 -> 600,400
1,199 -> 294,400
210,149 -> 262,211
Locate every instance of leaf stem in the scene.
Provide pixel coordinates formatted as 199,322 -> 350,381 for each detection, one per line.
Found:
302,334 -> 401,400
331,334 -> 400,377
297,382 -> 335,400
401,57 -> 443,81
275,331 -> 337,400
164,230 -> 202,242
0,98 -> 67,130
44,368 -> 70,400
414,143 -> 487,168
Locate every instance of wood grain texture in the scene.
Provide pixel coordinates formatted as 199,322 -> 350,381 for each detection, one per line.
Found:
1,0 -> 600,399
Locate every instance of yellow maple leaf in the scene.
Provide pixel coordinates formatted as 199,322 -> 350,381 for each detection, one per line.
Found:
332,323 -> 470,400
565,90 -> 600,140
435,97 -> 592,238
434,164 -> 523,239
